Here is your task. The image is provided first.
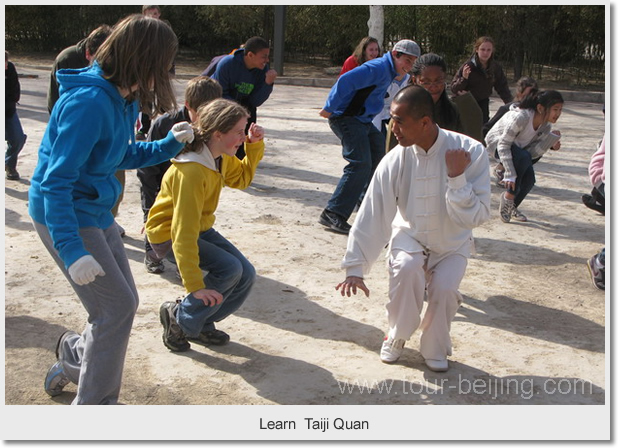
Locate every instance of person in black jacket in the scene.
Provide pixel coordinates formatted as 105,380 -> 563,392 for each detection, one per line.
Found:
47,25 -> 111,113
5,51 -> 26,180
138,76 -> 223,274
450,36 -> 513,124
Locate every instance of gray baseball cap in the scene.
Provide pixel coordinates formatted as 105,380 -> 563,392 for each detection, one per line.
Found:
393,39 -> 421,58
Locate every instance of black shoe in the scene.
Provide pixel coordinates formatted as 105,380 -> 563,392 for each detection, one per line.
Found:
145,253 -> 165,274
187,329 -> 230,347
319,210 -> 351,234
582,194 -> 604,215
159,300 -> 190,352
5,166 -> 19,181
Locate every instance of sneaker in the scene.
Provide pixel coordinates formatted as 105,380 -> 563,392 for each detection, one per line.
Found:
5,166 -> 20,181
512,207 -> 528,222
44,361 -> 71,397
145,253 -> 165,274
499,192 -> 515,223
587,255 -> 605,290
159,301 -> 190,352
319,209 -> 351,235
582,194 -> 604,215
380,336 -> 405,363
424,358 -> 449,372
493,165 -> 504,187
187,328 -> 230,347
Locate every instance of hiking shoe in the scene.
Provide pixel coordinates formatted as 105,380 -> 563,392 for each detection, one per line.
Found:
44,361 -> 71,397
380,336 -> 405,363
512,207 -> 528,222
424,358 -> 449,372
319,209 -> 351,235
159,301 -> 190,352
587,255 -> 605,290
499,192 -> 515,223
5,166 -> 20,181
187,329 -> 230,347
493,165 -> 505,187
145,253 -> 165,274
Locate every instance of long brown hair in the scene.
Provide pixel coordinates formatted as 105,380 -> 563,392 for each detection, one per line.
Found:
353,37 -> 380,65
95,14 -> 178,114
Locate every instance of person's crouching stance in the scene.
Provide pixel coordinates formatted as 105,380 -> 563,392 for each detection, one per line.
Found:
336,86 -> 491,372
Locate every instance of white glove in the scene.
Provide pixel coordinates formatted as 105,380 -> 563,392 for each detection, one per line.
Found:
68,255 -> 105,286
171,121 -> 194,144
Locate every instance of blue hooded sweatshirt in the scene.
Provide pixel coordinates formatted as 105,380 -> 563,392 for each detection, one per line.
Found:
211,48 -> 274,111
29,62 -> 184,269
323,51 -> 398,123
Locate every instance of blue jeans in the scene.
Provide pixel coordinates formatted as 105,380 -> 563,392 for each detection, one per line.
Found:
326,116 -> 385,220
5,112 -> 26,170
497,145 -> 536,207
176,228 -> 256,337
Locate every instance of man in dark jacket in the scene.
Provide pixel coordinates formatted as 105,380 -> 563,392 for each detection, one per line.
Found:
47,25 -> 111,113
211,36 -> 277,158
5,51 -> 26,180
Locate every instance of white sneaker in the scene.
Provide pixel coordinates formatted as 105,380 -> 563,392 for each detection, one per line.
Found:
499,192 -> 515,223
424,358 -> 449,372
380,337 -> 405,363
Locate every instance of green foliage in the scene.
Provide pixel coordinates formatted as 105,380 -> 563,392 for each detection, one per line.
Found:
5,5 -> 604,86
5,5 -> 137,52
285,5 -> 370,64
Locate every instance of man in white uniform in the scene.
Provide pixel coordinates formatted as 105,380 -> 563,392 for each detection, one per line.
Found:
336,85 -> 491,372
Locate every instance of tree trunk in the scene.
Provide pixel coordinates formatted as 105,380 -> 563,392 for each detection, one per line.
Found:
367,5 -> 384,51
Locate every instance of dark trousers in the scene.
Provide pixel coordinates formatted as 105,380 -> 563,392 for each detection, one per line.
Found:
137,160 -> 172,251
236,103 -> 257,160
478,97 -> 490,124
326,116 -> 385,220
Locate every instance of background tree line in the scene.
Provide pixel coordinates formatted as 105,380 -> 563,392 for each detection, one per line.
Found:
5,5 -> 605,88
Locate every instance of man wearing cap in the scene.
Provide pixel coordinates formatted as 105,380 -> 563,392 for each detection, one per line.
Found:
318,39 -> 421,234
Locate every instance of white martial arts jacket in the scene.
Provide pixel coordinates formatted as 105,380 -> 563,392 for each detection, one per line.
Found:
342,127 -> 491,278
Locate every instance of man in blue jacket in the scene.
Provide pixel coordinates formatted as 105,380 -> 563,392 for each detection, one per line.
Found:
319,39 -> 421,234
212,36 -> 277,159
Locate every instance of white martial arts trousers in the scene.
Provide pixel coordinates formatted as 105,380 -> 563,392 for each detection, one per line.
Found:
387,249 -> 467,361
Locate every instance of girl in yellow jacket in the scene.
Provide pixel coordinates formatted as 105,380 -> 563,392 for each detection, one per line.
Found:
146,98 -> 265,352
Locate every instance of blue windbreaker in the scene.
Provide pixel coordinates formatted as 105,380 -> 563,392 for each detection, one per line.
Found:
323,51 -> 398,123
29,62 -> 184,269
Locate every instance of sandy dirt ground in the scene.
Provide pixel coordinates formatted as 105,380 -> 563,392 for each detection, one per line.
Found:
4,58 -> 606,430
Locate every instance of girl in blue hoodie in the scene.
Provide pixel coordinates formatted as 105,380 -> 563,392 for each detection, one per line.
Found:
29,14 -> 194,405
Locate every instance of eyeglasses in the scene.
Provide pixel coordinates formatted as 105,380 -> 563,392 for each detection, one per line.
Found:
418,78 -> 446,88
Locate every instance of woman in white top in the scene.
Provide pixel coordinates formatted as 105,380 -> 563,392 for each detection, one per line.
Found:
485,90 -> 564,223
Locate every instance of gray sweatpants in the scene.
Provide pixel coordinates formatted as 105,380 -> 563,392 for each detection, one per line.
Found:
34,221 -> 138,405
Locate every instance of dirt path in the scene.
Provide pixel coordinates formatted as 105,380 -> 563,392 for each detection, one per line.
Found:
3,62 -> 606,440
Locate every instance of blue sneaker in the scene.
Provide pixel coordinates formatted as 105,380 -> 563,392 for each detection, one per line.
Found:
44,361 -> 71,397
